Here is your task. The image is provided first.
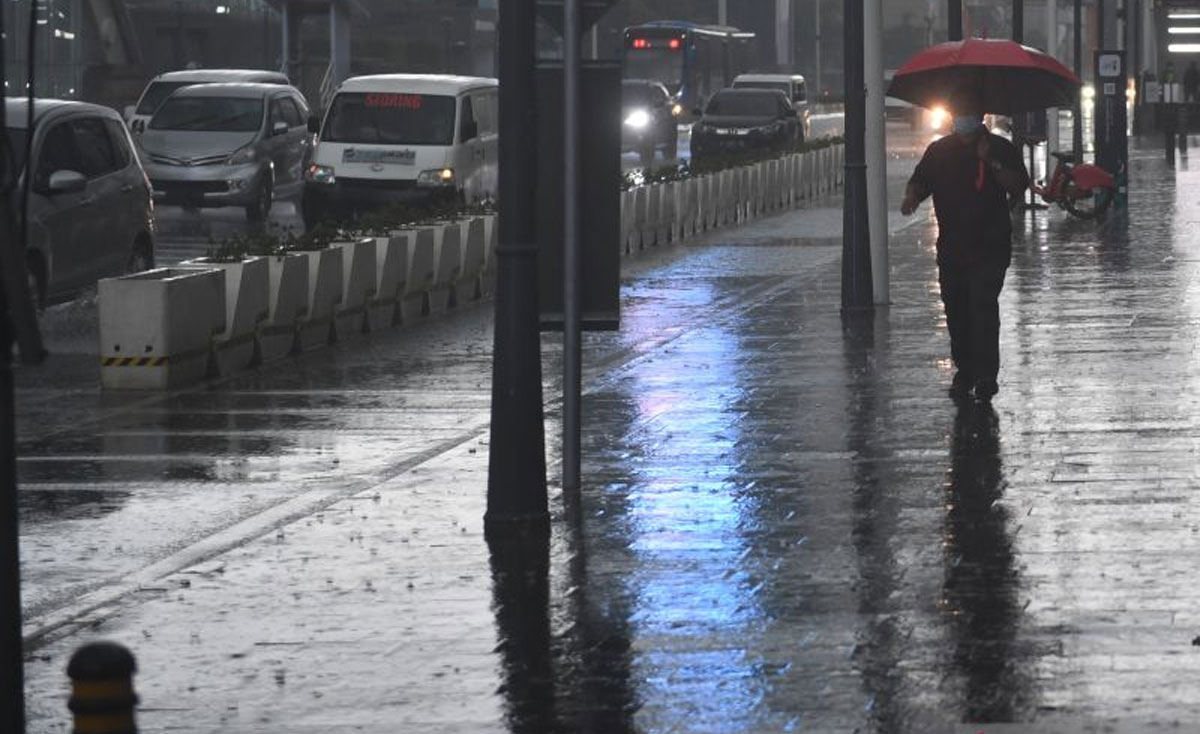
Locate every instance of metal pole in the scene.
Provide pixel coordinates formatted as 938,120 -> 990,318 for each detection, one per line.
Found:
718,0 -> 727,26
1048,0 -> 1060,153
1014,0 -> 1023,42
842,0 -> 872,311
864,0 -> 887,305
948,0 -> 962,41
1073,0 -> 1083,157
1,310 -> 23,734
814,0 -> 821,95
487,0 -> 548,530
563,0 -> 581,491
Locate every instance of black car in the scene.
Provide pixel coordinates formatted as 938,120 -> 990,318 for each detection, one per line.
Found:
621,79 -> 679,164
690,88 -> 801,161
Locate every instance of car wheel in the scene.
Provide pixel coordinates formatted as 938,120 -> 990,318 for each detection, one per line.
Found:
246,176 -> 273,222
127,237 -> 154,274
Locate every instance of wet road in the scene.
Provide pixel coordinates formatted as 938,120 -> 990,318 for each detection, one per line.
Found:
18,128 -> 1200,732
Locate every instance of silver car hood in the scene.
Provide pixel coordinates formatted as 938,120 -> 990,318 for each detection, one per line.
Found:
140,130 -> 257,162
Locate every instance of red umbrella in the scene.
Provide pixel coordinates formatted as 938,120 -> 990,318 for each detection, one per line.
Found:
887,38 -> 1081,114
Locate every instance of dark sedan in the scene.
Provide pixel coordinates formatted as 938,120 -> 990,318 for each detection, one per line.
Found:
690,88 -> 800,161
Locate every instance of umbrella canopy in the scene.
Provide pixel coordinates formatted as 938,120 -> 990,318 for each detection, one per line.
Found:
886,38 -> 1081,115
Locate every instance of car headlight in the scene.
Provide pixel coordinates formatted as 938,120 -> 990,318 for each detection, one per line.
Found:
306,163 -> 336,185
226,146 -> 256,166
929,105 -> 948,131
624,109 -> 651,129
671,103 -> 683,117
416,168 -> 455,187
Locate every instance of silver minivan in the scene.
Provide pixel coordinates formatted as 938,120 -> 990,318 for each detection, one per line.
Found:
125,68 -> 290,136
6,99 -> 155,308
139,83 -> 313,221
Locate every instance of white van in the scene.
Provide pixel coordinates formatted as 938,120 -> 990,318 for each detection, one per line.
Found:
126,69 -> 290,135
302,74 -> 498,226
732,73 -> 811,142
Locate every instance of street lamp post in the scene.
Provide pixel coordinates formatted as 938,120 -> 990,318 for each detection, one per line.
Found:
487,0 -> 549,534
842,0 -> 872,311
1073,0 -> 1083,157
948,0 -> 962,41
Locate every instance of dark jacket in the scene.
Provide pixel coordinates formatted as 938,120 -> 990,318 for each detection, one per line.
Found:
909,131 -> 1029,269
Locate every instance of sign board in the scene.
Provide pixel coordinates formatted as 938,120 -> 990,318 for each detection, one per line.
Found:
1093,50 -> 1128,195
535,62 -> 622,331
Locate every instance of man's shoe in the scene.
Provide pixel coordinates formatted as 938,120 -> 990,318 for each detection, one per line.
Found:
974,380 -> 999,401
949,371 -> 974,398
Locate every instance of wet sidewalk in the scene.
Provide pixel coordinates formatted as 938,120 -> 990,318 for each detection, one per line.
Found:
19,138 -> 1200,733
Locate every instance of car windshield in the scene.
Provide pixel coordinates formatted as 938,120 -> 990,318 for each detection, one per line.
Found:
624,49 -> 683,91
149,96 -> 264,132
322,92 -> 457,146
705,93 -> 781,117
735,81 -> 791,95
135,81 -> 194,116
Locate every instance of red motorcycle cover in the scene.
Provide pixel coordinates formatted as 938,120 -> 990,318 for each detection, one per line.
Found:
1070,164 -> 1115,192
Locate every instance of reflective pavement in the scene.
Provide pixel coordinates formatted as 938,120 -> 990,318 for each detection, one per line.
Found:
17,134 -> 1200,732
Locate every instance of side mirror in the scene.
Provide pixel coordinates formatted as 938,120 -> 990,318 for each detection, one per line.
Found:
123,105 -> 136,122
307,115 -> 321,134
46,170 -> 87,195
461,120 -> 479,142
272,120 -> 289,136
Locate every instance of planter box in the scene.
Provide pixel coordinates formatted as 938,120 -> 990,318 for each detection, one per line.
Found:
259,253 -> 309,363
661,182 -> 676,244
99,268 -> 225,390
619,189 -> 634,255
681,178 -> 697,238
331,238 -> 377,340
632,186 -> 649,250
395,227 -> 437,322
456,217 -> 487,302
297,248 -> 343,352
643,184 -> 661,248
180,256 -> 269,377
369,234 -> 409,330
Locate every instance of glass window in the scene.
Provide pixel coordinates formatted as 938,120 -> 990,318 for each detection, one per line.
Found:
70,119 -> 119,179
135,81 -> 193,116
5,129 -> 28,173
459,96 -> 476,141
705,92 -> 784,117
269,98 -> 288,127
321,92 -> 457,146
35,123 -> 79,189
103,119 -> 132,169
469,91 -> 497,135
624,49 -> 684,92
290,95 -> 310,121
150,96 -> 264,132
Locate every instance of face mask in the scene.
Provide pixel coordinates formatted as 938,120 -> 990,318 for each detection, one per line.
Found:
952,116 -> 981,135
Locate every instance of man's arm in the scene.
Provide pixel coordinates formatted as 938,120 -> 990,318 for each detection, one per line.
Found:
901,180 -> 926,215
979,134 -> 1029,197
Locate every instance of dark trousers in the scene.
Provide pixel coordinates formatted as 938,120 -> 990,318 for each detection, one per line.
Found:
938,263 -> 1008,385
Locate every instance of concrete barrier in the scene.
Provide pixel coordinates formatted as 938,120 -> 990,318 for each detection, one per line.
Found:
333,238 -> 377,340
99,268 -> 225,390
297,247 -> 343,352
179,256 -> 269,377
429,222 -> 462,312
662,182 -> 677,244
480,214 -> 497,296
399,227 -> 437,321
259,253 -> 308,363
370,233 -> 408,330
644,184 -> 661,248
458,216 -> 487,301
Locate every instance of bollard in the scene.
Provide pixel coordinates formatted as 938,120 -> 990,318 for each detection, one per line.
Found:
67,641 -> 138,734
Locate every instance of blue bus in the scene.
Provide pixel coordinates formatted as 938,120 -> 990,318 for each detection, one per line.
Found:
622,21 -> 757,119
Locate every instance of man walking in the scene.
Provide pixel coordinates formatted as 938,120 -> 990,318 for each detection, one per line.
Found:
901,113 -> 1029,401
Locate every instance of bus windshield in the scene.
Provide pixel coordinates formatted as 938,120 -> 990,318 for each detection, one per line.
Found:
624,49 -> 683,91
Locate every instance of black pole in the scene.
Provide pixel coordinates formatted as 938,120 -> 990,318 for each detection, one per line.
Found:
1,306 -> 23,734
842,0 -> 872,311
1013,0 -> 1023,43
1073,0 -> 1084,157
948,0 -> 962,41
562,0 -> 581,492
487,0 -> 549,532
1097,0 -> 1105,51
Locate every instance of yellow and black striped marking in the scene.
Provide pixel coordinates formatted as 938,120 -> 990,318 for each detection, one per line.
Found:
102,356 -> 169,368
